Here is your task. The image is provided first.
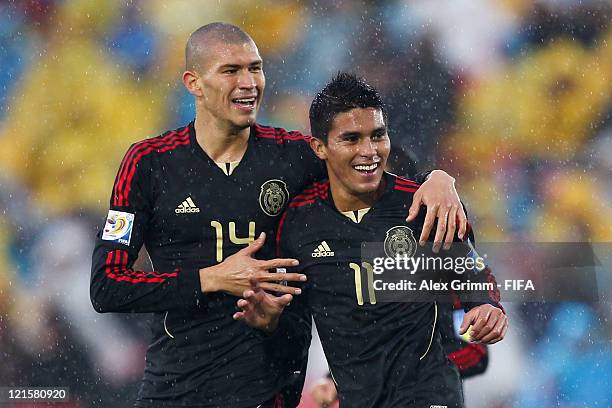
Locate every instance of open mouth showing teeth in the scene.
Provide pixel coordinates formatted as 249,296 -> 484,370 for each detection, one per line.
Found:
232,97 -> 256,107
353,163 -> 379,172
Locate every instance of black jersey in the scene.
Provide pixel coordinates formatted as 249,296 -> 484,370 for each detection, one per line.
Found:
91,121 -> 324,407
276,173 -> 502,408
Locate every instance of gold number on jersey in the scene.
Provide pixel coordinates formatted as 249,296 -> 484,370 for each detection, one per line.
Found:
349,262 -> 376,306
210,221 -> 256,262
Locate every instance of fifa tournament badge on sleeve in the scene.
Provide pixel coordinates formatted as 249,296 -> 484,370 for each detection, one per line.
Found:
102,210 -> 135,246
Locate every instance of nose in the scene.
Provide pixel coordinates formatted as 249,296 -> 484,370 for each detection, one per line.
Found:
358,137 -> 377,157
237,70 -> 256,90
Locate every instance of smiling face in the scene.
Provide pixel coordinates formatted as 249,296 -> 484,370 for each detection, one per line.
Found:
313,107 -> 390,200
188,40 -> 265,130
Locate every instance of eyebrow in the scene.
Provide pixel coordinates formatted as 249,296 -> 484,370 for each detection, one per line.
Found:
218,60 -> 263,70
338,131 -> 361,138
339,126 -> 387,137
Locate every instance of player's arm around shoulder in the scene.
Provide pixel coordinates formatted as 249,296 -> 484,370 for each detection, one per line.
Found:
406,169 -> 468,253
457,229 -> 507,345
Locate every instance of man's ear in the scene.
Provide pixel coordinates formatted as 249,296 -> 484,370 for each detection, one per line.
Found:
182,70 -> 203,97
309,137 -> 327,160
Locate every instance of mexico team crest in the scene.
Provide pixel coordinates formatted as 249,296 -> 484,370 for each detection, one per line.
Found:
259,179 -> 289,216
384,226 -> 417,258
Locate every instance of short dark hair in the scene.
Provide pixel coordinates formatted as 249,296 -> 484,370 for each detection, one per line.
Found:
185,22 -> 254,71
309,72 -> 386,143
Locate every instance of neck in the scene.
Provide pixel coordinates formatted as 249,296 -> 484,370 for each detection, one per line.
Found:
329,176 -> 386,212
194,111 -> 250,163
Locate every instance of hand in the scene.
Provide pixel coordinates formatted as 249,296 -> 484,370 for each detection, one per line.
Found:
459,304 -> 508,344
310,377 -> 338,408
233,278 -> 294,333
199,232 -> 306,297
406,169 -> 467,252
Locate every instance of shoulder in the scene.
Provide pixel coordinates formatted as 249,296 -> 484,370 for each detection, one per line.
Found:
126,123 -> 192,158
277,180 -> 330,250
388,173 -> 421,192
279,181 -> 329,228
384,173 -> 421,202
253,124 -> 312,145
119,123 -> 192,175
289,180 -> 330,209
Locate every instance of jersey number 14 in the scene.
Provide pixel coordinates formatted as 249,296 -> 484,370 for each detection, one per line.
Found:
210,221 -> 256,262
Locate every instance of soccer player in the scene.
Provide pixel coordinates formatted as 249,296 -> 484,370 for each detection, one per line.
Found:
308,301 -> 490,408
235,73 -> 507,407
91,23 -> 470,407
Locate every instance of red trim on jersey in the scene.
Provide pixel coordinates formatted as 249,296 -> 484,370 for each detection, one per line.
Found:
114,126 -> 190,206
274,393 -> 283,408
301,181 -> 330,194
394,176 -> 421,187
114,128 -> 189,206
104,249 -> 179,283
392,175 -> 420,194
115,128 -> 190,206
394,186 -> 419,193
254,124 -> 312,144
292,182 -> 329,204
289,199 -> 315,208
448,344 -> 487,370
124,138 -> 190,205
452,292 -> 462,310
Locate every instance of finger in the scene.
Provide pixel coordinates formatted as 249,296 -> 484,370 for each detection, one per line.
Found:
260,282 -> 302,295
470,309 -> 496,341
419,203 -> 439,246
470,306 -> 491,340
248,276 -> 260,290
259,258 -> 301,270
256,272 -> 306,282
459,309 -> 477,335
242,289 -> 255,299
236,299 -> 254,316
479,315 -> 507,344
273,293 -> 293,307
233,311 -> 245,320
432,206 -> 449,253
245,286 -> 266,305
406,190 -> 423,222
241,232 -> 266,255
443,205 -> 458,250
488,318 -> 509,344
457,205 -> 468,240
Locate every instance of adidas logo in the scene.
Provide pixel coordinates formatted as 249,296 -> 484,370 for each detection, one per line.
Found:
312,241 -> 334,257
175,196 -> 200,214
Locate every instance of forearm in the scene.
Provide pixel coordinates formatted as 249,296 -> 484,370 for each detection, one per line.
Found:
90,244 -> 203,313
460,264 -> 504,313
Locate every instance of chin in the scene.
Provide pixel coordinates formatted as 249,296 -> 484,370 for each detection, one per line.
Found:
351,182 -> 380,195
231,117 -> 256,130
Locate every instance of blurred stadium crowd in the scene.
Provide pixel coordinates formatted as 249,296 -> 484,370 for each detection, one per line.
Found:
0,0 -> 610,407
